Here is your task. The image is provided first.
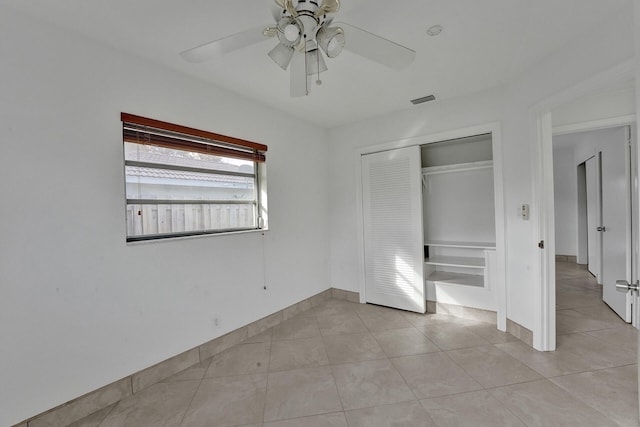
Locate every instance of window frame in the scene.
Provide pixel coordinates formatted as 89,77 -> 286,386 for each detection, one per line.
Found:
121,113 -> 268,242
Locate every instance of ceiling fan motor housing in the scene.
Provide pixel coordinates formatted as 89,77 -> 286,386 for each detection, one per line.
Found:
281,0 -> 324,48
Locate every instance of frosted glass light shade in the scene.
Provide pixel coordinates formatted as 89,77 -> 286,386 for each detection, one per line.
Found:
268,43 -> 295,70
305,49 -> 327,75
317,26 -> 345,58
284,24 -> 300,42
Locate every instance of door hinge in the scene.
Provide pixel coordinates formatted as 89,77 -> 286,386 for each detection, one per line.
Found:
538,240 -> 544,249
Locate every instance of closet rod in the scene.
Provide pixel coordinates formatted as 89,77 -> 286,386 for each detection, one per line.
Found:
422,160 -> 493,176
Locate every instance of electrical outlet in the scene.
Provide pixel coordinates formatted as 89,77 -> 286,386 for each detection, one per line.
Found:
212,315 -> 220,329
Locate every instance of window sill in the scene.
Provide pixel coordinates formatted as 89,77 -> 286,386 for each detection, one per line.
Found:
126,227 -> 268,246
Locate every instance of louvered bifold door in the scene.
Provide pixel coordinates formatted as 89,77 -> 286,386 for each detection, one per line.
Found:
362,146 -> 425,313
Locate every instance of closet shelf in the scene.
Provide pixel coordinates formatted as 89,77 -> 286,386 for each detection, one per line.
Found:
426,271 -> 485,288
425,256 -> 485,268
425,240 -> 496,249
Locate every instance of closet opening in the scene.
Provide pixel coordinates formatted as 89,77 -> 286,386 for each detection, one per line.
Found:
422,133 -> 498,311
357,122 -> 506,329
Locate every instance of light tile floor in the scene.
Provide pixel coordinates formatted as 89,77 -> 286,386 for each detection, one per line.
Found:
74,262 -> 638,426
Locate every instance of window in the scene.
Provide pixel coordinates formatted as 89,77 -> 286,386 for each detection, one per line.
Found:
121,113 -> 268,242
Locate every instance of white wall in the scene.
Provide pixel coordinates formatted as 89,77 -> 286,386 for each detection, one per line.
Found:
0,7 -> 330,426
552,81 -> 635,127
327,87 -> 506,292
552,145 -> 578,256
328,6 -> 634,340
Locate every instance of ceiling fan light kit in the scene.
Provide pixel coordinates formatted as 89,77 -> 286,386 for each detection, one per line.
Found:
180,0 -> 416,97
264,0 -> 345,95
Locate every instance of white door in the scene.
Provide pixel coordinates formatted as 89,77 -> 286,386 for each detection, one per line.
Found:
601,126 -> 632,322
362,146 -> 425,313
585,156 -> 601,281
630,124 -> 640,328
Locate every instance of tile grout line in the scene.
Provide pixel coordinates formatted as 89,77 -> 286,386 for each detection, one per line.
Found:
175,382 -> 204,427
261,329 -> 274,424
482,386 -> 531,427
438,349 -> 485,393
486,376 -> 624,427
326,358 -> 347,417
385,351 -> 423,407
544,362 -> 639,380
370,325 -> 445,397
547,370 -> 635,426
492,343 -> 558,380
94,402 -> 118,427
531,358 -> 638,381
448,344 -> 549,390
175,359 -> 213,427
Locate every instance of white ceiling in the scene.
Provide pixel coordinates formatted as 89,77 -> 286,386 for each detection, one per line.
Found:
2,0 -> 633,128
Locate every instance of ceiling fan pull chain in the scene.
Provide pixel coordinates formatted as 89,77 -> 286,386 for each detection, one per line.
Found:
316,43 -> 322,86
303,35 -> 309,95
316,48 -> 322,86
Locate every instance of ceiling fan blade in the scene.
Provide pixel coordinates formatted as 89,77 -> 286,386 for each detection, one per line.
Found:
290,52 -> 308,97
344,0 -> 394,26
316,0 -> 341,16
271,4 -> 283,21
337,23 -> 415,70
180,26 -> 269,63
274,0 -> 298,17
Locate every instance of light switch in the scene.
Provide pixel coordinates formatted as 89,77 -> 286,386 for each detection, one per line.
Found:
520,204 -> 530,220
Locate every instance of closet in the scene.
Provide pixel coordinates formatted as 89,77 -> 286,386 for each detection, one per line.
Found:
421,134 -> 498,311
361,132 -> 501,317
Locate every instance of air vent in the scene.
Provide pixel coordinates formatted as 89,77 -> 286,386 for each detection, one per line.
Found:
410,94 -> 436,105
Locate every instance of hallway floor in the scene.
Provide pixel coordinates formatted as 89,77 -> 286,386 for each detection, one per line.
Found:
73,262 -> 638,426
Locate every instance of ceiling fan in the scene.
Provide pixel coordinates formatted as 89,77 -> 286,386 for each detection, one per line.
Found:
180,0 -> 416,97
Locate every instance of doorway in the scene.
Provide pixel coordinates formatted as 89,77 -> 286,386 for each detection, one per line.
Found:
533,68 -> 637,351
553,126 -> 634,326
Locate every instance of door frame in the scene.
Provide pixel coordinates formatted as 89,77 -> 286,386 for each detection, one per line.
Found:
531,59 -> 636,351
355,122 -> 507,330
